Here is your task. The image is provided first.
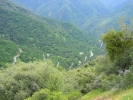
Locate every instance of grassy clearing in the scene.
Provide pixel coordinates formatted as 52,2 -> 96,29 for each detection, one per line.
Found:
79,87 -> 133,100
79,88 -> 111,100
109,88 -> 133,100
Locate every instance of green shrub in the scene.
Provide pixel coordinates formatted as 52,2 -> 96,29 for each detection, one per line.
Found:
99,74 -> 117,90
65,91 -> 82,100
25,88 -> 68,100
117,66 -> 133,89
0,60 -> 68,100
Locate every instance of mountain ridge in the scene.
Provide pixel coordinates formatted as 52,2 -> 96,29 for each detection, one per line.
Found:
10,0 -> 133,38
10,0 -> 113,26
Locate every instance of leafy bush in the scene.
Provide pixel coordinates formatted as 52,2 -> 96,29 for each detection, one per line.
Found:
70,67 -> 96,94
25,88 -> 83,100
65,91 -> 82,100
25,88 -> 68,100
99,74 -> 117,90
0,60 -> 69,100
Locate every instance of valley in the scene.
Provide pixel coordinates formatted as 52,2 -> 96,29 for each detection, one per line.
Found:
0,0 -> 133,100
0,0 -> 104,69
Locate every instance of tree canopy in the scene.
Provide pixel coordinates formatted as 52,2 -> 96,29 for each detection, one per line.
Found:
102,23 -> 133,62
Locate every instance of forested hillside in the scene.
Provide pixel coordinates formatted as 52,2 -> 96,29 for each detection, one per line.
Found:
83,0 -> 133,38
0,0 -> 102,68
1,0 -> 133,100
1,23 -> 133,99
11,0 -> 112,26
11,0 -> 133,38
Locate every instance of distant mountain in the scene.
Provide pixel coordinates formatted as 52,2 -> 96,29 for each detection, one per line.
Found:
35,0 -> 87,26
9,0 -> 45,11
10,0 -> 133,38
81,0 -> 133,38
10,0 -> 112,26
0,0 -> 102,68
82,1 -> 133,38
100,0 -> 132,10
12,0 -> 133,37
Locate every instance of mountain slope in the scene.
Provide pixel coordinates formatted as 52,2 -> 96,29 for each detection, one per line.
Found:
0,0 -> 101,68
83,2 -> 133,38
36,0 -> 87,26
0,38 -> 19,67
10,0 -> 133,38
10,0 -> 112,26
9,0 -> 45,11
101,0 -> 132,10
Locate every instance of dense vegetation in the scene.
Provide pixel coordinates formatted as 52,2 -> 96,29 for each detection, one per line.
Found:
1,45 -> 133,100
1,0 -> 133,100
0,38 -> 18,67
0,60 -> 81,100
0,22 -> 133,100
11,0 -> 133,38
11,0 -> 112,26
0,0 -> 103,69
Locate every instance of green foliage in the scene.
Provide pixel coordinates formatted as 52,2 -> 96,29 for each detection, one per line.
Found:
102,30 -> 132,61
80,86 -> 133,100
25,89 -> 82,100
0,0 -> 102,69
67,66 -> 97,94
78,54 -> 132,91
99,74 -> 117,90
0,60 -> 68,100
0,38 -> 18,67
114,50 -> 133,70
11,0 -> 113,29
25,89 -> 68,100
119,92 -> 133,100
92,56 -> 117,75
1,49 -> 133,100
1,1 -> 133,100
102,23 -> 133,70
0,60 -> 83,100
116,66 -> 133,89
65,91 -> 82,100
79,88 -> 104,100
